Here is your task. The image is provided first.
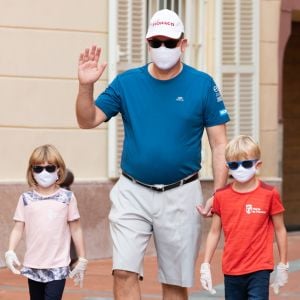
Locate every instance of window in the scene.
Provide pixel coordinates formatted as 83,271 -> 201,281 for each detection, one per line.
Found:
108,0 -> 146,178
147,0 -> 183,17
215,0 -> 259,140
108,0 -> 209,178
108,0 -> 186,178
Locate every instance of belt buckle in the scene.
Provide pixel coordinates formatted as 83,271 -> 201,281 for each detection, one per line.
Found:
152,184 -> 165,192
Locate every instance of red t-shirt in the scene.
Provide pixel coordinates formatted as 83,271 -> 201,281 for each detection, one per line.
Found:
213,180 -> 284,275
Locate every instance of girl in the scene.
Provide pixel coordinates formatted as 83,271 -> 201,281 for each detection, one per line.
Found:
5,144 -> 88,300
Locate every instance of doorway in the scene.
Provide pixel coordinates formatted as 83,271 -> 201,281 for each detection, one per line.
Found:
282,21 -> 300,230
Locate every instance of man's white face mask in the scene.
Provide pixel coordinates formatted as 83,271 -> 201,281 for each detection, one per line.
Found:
149,46 -> 182,70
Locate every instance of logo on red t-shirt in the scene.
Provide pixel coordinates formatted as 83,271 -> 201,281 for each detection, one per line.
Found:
245,204 -> 266,214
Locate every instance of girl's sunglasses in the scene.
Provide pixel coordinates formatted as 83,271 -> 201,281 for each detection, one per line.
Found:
148,39 -> 181,49
226,159 -> 258,171
32,165 -> 57,173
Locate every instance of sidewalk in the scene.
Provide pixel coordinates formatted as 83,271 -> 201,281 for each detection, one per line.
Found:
0,232 -> 299,300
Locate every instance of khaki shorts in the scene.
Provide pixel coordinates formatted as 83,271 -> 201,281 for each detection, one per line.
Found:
109,174 -> 203,287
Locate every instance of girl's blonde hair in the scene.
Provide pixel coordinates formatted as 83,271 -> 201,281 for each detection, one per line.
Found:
26,144 -> 66,187
225,135 -> 261,162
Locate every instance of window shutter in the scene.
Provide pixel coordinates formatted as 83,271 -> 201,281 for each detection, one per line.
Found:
217,0 -> 259,140
109,0 -> 194,178
109,0 -> 146,177
117,0 -> 146,72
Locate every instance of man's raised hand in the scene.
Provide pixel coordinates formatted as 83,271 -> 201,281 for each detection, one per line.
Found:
78,45 -> 107,85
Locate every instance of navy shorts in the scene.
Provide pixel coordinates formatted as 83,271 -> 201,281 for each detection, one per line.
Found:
224,270 -> 271,300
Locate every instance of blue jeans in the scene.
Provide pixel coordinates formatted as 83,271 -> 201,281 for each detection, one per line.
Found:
224,270 -> 271,300
28,279 -> 66,300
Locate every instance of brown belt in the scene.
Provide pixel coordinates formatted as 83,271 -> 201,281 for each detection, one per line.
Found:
122,172 -> 199,192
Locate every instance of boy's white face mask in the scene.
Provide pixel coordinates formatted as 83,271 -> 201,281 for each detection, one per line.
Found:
230,165 -> 257,183
149,46 -> 182,70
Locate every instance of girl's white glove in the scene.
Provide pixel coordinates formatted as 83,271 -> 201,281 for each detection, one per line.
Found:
200,263 -> 216,295
270,262 -> 289,295
69,257 -> 88,288
5,250 -> 21,275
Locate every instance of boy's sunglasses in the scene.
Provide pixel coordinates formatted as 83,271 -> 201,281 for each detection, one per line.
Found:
148,39 -> 181,49
226,159 -> 258,171
32,165 -> 57,173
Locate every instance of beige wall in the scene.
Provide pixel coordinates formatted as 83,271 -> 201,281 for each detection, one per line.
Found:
0,0 -> 285,182
259,0 -> 282,178
0,0 -> 291,262
0,0 -> 109,182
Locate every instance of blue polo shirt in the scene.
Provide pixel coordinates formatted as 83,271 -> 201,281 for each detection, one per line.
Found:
95,64 -> 230,184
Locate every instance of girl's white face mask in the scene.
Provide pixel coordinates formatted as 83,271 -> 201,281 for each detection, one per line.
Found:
149,46 -> 182,70
230,165 -> 257,183
34,170 -> 58,188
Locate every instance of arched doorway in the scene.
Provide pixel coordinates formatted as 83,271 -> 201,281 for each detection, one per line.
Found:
282,19 -> 300,230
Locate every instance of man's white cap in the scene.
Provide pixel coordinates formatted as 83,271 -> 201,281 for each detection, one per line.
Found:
146,9 -> 184,39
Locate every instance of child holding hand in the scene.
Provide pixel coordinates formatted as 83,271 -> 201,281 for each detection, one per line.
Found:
5,144 -> 88,300
198,135 -> 288,299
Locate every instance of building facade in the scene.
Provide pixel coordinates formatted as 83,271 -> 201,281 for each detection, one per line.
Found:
0,0 -> 299,264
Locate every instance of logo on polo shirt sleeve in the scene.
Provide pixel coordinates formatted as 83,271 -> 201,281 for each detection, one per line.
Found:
219,109 -> 228,116
213,85 -> 223,102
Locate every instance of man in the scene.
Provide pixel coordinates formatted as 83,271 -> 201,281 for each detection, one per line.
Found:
76,9 -> 229,300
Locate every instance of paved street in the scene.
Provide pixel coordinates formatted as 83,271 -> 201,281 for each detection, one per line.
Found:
0,232 -> 299,300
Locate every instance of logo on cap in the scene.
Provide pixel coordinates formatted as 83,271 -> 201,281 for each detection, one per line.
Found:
151,21 -> 175,27
146,9 -> 184,40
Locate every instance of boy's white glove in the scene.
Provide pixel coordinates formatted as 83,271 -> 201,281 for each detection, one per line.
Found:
5,250 -> 21,275
200,263 -> 216,295
270,262 -> 289,295
69,257 -> 88,288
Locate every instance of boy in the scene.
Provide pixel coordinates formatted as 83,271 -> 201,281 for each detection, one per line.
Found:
198,135 -> 288,299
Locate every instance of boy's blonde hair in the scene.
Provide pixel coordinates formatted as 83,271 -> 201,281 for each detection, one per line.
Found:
225,135 -> 261,162
26,144 -> 66,187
